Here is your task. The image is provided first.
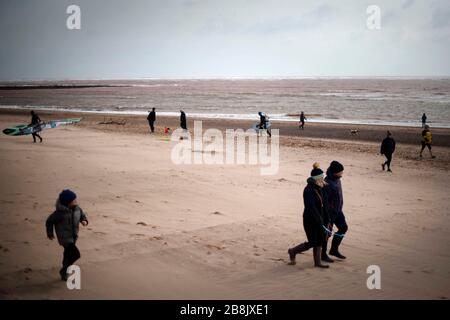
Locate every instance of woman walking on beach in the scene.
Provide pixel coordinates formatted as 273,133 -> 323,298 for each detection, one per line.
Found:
324,161 -> 348,260
287,163 -> 330,268
380,131 -> 396,172
420,125 -> 436,159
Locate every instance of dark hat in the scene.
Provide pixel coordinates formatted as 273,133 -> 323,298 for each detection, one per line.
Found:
310,162 -> 324,180
328,161 -> 344,175
59,189 -> 77,207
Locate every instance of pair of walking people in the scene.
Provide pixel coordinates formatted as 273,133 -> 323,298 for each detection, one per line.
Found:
288,161 -> 348,268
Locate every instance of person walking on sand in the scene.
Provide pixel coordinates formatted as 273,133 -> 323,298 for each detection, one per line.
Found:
30,110 -> 43,143
420,125 -> 436,159
287,163 -> 330,268
180,110 -> 187,130
147,108 -> 156,133
299,111 -> 307,130
46,190 -> 88,281
422,113 -> 427,128
380,131 -> 396,172
323,161 -> 348,260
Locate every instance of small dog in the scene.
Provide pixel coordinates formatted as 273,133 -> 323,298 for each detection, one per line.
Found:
350,129 -> 359,136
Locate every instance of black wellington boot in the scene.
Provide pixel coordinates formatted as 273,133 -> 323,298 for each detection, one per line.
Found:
288,242 -> 310,265
329,236 -> 346,259
313,247 -> 329,268
321,239 -> 334,263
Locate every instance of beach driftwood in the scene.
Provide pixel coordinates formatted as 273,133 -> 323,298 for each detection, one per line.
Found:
98,117 -> 126,125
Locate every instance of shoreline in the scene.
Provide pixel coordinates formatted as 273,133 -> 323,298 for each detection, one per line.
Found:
1,105 -> 449,129
2,107 -> 450,147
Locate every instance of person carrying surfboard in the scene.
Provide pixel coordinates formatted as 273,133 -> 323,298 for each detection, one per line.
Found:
30,110 -> 43,143
258,112 -> 271,137
46,190 -> 88,281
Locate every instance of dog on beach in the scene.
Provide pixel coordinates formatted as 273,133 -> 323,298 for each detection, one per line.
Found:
350,129 -> 359,136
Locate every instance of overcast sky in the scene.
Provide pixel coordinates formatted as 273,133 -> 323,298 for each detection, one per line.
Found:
0,0 -> 449,80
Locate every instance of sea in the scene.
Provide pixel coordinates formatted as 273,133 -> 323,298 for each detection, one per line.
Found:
1,78 -> 450,128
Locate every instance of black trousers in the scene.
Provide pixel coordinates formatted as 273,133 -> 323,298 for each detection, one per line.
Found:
148,121 -> 155,133
32,132 -> 42,142
61,243 -> 80,275
383,153 -> 393,169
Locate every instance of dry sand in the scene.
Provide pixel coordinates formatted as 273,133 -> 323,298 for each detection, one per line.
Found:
0,111 -> 449,299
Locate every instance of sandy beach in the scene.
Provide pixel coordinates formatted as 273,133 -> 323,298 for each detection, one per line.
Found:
0,109 -> 449,299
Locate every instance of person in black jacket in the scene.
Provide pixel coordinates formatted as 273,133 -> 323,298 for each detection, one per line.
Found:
380,131 -> 396,172
323,161 -> 347,260
147,108 -> 156,133
299,112 -> 307,130
180,110 -> 187,130
30,110 -> 43,143
287,163 -> 330,268
422,113 -> 427,128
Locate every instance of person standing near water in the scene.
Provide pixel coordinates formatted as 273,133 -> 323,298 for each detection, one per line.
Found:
420,125 -> 436,159
287,163 -> 330,268
380,131 -> 396,172
422,113 -> 427,128
299,111 -> 307,130
30,110 -> 43,143
147,108 -> 156,133
180,110 -> 187,130
324,161 -> 348,260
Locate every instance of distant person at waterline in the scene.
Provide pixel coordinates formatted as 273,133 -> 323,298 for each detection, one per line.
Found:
180,110 -> 187,130
147,108 -> 156,133
422,113 -> 427,128
299,111 -> 307,130
380,131 -> 396,173
420,125 -> 436,159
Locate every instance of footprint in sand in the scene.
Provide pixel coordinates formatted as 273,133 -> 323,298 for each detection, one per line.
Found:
130,233 -> 146,238
136,222 -> 148,226
211,211 -> 223,215
403,270 -> 413,274
93,231 -> 106,235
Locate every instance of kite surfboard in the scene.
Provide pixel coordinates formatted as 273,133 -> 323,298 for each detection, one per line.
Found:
2,118 -> 82,136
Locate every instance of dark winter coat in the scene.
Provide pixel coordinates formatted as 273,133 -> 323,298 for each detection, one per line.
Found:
46,200 -> 88,246
324,173 -> 344,224
302,178 -> 328,246
380,136 -> 396,155
147,111 -> 156,122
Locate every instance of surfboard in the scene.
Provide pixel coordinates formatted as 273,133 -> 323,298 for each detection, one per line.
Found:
2,118 -> 82,136
252,121 -> 272,133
